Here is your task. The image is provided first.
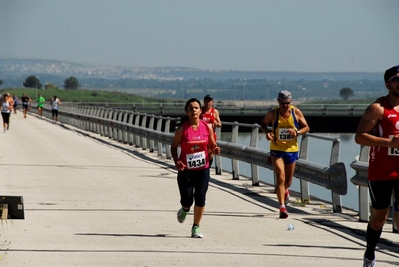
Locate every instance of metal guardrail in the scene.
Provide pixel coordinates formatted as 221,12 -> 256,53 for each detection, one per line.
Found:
62,102 -> 368,116
216,121 -> 346,212
350,145 -> 398,232
39,104 -> 347,214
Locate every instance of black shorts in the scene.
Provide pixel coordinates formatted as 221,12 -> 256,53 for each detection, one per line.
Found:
177,168 -> 210,208
368,179 -> 399,210
1,112 -> 10,124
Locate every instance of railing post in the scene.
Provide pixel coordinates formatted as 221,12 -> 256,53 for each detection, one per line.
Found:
357,145 -> 370,222
134,114 -> 141,147
231,122 -> 240,180
107,109 -> 114,139
214,127 -> 222,175
330,138 -> 342,213
127,112 -> 134,145
141,114 -> 148,150
148,115 -> 155,152
164,117 -> 172,159
298,134 -> 310,201
250,124 -> 259,186
116,111 -> 123,142
112,110 -> 118,140
94,108 -> 101,134
122,111 -> 129,144
102,109 -> 108,136
156,117 -> 163,156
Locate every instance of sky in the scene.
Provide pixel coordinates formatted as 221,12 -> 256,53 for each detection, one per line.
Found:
1,0 -> 398,73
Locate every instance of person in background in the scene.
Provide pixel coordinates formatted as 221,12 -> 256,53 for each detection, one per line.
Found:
171,98 -> 220,238
260,90 -> 310,219
200,94 -> 222,166
12,94 -> 18,114
21,93 -> 32,118
6,93 -> 14,130
37,93 -> 45,118
354,65 -> 399,267
1,94 -> 12,133
50,95 -> 61,123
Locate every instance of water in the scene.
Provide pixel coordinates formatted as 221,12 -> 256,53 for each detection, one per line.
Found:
219,132 -> 360,211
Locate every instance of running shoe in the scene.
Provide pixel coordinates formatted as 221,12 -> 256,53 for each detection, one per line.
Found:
284,189 -> 290,205
177,207 -> 188,223
363,257 -> 375,267
191,225 -> 203,238
279,207 -> 289,219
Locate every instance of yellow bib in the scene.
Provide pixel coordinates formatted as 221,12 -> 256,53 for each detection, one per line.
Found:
270,106 -> 299,152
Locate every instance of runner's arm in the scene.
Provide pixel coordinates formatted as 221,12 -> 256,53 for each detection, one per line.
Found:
354,102 -> 399,148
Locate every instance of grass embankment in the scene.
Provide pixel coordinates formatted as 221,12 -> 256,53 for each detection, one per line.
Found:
0,87 -> 377,105
0,88 -> 156,103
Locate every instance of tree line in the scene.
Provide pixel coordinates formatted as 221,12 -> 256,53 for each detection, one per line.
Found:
21,75 -> 80,90
0,75 -> 383,101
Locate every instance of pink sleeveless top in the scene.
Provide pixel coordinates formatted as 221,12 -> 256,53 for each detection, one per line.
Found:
179,120 -> 210,170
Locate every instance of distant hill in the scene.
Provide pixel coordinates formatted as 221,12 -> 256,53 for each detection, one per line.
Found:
0,58 -> 382,81
0,58 -> 385,101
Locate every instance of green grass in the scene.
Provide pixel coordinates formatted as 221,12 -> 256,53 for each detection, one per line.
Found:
0,88 -> 156,103
0,87 -> 379,105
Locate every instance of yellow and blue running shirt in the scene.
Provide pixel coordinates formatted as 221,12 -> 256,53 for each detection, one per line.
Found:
270,106 -> 299,152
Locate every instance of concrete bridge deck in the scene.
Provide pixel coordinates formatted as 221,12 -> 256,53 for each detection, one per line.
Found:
0,111 -> 398,266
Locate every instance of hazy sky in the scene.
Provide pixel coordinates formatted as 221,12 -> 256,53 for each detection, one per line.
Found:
1,0 -> 398,72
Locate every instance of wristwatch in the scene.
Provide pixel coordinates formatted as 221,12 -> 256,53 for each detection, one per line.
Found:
296,130 -> 301,136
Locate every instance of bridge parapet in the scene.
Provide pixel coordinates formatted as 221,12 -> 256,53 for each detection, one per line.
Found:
61,102 -> 368,116
350,145 -> 398,232
40,103 -> 348,214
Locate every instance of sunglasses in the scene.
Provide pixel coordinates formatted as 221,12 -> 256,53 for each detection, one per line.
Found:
279,101 -> 291,105
389,76 -> 399,83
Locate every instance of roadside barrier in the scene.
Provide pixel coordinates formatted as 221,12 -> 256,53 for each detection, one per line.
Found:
40,104 -> 348,214
350,145 -> 398,232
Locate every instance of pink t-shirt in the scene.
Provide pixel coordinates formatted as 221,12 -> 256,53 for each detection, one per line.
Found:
179,120 -> 210,170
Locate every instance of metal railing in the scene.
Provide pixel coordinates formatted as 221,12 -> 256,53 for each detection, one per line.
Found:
215,121 -> 346,212
350,145 -> 398,232
39,103 -> 348,214
62,102 -> 368,116
33,103 -> 398,230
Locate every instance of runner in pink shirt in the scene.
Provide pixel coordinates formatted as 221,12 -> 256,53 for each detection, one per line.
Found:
171,98 -> 220,238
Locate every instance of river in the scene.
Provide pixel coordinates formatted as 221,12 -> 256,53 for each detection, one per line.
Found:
218,132 -> 360,211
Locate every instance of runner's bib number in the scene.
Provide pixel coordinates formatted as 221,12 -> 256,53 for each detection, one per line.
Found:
388,135 -> 399,156
277,128 -> 294,141
186,151 -> 206,169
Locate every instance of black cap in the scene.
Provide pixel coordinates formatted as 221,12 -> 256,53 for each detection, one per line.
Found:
384,65 -> 399,83
204,95 -> 213,100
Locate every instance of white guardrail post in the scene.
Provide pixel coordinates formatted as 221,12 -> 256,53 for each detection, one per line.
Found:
298,134 -> 310,202
249,124 -> 260,186
350,146 -> 370,222
230,122 -> 240,180
214,127 -> 222,175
